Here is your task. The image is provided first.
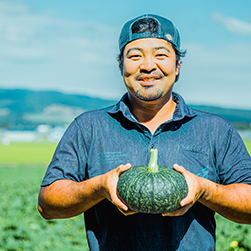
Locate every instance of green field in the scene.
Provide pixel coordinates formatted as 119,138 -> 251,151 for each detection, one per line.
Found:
245,140 -> 251,155
0,141 -> 251,251
0,142 -> 58,166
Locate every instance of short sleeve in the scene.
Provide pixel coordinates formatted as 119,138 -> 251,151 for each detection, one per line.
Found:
217,124 -> 251,185
41,119 -> 88,186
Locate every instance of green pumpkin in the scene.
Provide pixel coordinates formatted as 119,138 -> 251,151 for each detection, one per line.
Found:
117,149 -> 188,214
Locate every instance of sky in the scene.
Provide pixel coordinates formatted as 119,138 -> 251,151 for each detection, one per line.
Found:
0,0 -> 251,109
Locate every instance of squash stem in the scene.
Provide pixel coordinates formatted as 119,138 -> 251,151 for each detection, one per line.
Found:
148,149 -> 159,172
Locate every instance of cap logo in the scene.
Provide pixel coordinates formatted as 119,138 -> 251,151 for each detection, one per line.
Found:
166,34 -> 172,41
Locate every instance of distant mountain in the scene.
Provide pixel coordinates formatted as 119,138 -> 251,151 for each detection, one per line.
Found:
0,88 -> 251,130
189,105 -> 251,129
0,89 -> 116,128
0,89 -> 116,113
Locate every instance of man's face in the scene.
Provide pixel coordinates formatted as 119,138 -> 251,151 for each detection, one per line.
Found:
122,38 -> 180,102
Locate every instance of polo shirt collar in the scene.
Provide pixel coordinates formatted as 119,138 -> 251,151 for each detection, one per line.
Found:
171,92 -> 197,121
108,92 -> 197,122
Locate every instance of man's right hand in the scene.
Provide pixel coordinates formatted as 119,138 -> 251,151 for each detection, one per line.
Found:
38,163 -> 137,220
99,163 -> 138,216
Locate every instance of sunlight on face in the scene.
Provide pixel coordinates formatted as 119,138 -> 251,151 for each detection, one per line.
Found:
122,38 -> 180,102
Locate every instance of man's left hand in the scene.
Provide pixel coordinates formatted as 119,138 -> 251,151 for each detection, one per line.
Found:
162,164 -> 205,217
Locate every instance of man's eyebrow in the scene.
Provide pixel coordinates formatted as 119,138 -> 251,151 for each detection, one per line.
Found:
153,46 -> 171,53
125,47 -> 143,56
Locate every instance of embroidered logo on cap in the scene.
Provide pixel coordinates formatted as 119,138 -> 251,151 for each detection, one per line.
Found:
166,34 -> 172,41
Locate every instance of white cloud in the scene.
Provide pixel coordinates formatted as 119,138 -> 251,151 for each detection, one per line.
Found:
2,1 -> 250,108
175,41 -> 251,109
0,0 -> 123,99
0,0 -> 118,58
211,12 -> 251,35
0,0 -> 28,14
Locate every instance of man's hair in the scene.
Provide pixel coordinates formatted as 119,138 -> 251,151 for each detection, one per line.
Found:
131,17 -> 159,34
117,17 -> 186,82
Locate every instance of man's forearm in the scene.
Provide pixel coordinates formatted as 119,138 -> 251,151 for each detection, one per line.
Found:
38,177 -> 105,220
164,165 -> 251,224
38,164 -> 131,220
199,179 -> 251,224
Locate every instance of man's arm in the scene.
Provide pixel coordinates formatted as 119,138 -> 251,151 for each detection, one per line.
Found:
163,164 -> 251,224
38,164 -> 136,220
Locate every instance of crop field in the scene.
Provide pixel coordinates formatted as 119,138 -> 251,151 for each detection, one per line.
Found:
0,142 -> 58,166
0,141 -> 251,251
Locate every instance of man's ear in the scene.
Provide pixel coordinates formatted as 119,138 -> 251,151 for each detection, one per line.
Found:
175,59 -> 181,76
119,65 -> 123,76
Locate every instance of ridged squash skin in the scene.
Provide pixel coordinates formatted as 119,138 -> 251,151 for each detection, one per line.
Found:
117,150 -> 188,214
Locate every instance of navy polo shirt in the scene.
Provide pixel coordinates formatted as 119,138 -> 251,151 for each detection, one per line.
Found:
41,92 -> 251,251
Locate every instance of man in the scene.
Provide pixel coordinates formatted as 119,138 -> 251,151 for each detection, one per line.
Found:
38,14 -> 251,250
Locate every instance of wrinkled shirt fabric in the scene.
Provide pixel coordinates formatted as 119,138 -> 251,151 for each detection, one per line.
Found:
42,92 -> 251,251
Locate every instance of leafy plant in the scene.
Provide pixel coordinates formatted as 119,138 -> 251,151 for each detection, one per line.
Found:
215,214 -> 251,251
0,167 -> 89,251
1,142 -> 251,250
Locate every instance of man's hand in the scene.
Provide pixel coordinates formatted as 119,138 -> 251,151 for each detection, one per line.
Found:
38,163 -> 137,219
162,164 -> 205,217
100,163 -> 138,216
162,164 -> 251,224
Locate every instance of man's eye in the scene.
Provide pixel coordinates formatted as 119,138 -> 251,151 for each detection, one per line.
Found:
129,55 -> 141,59
156,54 -> 167,59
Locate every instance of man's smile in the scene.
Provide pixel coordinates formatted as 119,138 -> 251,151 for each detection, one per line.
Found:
123,38 -> 179,102
136,74 -> 162,85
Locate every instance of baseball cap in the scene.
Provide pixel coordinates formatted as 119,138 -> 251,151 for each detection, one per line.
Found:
119,14 -> 180,51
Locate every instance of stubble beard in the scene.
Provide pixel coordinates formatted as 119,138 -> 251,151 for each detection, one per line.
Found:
134,86 -> 163,101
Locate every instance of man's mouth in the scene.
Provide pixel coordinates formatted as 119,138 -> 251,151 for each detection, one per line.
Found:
141,78 -> 156,82
137,75 -> 161,85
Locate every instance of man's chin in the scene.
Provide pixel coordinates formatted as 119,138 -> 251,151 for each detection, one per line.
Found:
134,91 -> 163,101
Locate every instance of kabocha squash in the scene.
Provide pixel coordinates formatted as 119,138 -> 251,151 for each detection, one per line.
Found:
117,149 -> 188,214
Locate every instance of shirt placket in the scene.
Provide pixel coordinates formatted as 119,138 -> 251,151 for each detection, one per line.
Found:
139,124 -> 160,157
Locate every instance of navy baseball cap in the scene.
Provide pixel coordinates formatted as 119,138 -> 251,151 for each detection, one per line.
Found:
119,14 -> 180,51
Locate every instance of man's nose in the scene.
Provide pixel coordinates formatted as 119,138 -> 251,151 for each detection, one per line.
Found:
140,56 -> 157,72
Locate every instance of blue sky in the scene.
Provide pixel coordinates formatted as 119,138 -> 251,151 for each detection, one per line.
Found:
1,0 -> 251,109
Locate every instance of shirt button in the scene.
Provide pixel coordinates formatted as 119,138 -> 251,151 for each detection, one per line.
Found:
141,126 -> 147,132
